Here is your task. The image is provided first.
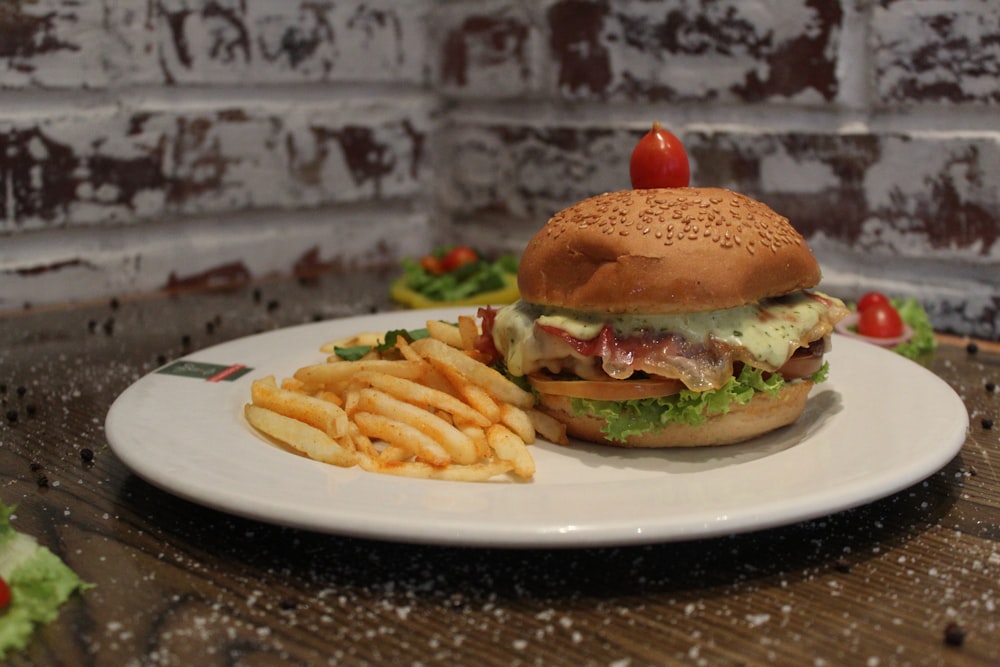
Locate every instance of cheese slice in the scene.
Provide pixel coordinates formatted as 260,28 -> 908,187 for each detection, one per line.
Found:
493,291 -> 848,387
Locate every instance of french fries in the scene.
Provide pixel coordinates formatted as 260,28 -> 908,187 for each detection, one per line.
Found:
244,316 -> 563,482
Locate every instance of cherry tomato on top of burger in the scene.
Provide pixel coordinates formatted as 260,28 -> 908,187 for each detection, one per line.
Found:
857,291 -> 891,313
440,246 -> 479,272
856,302 -> 904,338
630,121 -> 690,189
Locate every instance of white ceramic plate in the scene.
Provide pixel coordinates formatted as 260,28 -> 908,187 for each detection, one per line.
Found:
106,308 -> 969,548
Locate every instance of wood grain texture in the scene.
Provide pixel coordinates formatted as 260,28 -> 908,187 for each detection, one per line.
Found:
0,270 -> 997,666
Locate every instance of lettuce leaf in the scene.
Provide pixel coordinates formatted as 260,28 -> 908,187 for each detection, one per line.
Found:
891,297 -> 937,360
0,503 -> 92,657
571,365 -> 818,443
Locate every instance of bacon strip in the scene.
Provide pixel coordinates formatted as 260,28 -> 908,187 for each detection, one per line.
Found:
537,323 -> 736,391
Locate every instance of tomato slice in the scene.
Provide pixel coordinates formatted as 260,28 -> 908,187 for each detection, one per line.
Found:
527,374 -> 684,401
776,352 -> 824,380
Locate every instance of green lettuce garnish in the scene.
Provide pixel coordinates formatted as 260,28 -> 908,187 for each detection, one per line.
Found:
401,253 -> 518,302
891,297 -> 937,360
333,327 -> 430,361
0,503 -> 92,657
571,364 -> 826,443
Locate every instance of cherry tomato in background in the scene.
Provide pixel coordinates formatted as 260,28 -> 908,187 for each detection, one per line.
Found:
857,291 -> 891,313
0,575 -> 11,610
419,255 -> 445,275
856,302 -> 904,338
440,246 -> 479,272
630,121 -> 690,189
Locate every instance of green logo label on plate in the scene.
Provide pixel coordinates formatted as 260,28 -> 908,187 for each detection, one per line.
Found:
156,361 -> 253,382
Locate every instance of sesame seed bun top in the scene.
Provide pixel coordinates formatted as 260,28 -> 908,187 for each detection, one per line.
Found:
517,187 -> 822,314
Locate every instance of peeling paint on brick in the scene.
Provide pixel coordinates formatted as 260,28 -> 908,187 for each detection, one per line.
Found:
686,130 -> 1000,258
157,0 -> 425,84
1,103 -> 431,230
873,0 -> 1000,105
440,8 -> 532,93
546,0 -> 841,102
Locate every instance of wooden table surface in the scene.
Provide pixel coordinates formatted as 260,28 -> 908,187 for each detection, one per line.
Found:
1,270 -> 997,666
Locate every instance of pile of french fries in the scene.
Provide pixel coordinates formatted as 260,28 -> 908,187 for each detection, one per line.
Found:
244,316 -> 567,482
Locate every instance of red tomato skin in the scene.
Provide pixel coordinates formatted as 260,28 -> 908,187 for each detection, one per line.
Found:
419,255 -> 444,275
857,291 -> 891,313
856,303 -> 904,338
441,246 -> 479,272
630,122 -> 690,189
0,575 -> 11,610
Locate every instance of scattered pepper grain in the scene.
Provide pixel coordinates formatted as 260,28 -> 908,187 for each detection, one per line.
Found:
943,622 -> 966,647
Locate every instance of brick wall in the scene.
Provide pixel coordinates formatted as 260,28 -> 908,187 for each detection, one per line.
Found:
2,1 -> 998,339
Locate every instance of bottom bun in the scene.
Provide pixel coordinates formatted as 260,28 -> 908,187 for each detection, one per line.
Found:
537,380 -> 814,448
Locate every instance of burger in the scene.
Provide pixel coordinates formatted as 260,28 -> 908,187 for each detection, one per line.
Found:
482,187 -> 849,448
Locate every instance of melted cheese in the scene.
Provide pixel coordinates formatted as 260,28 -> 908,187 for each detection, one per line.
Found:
493,291 -> 847,380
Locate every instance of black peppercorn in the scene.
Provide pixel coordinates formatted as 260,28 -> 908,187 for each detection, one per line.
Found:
943,621 -> 965,647
5,410 -> 17,423
965,342 -> 978,355
81,448 -> 95,463
982,418 -> 994,430
986,382 -> 997,393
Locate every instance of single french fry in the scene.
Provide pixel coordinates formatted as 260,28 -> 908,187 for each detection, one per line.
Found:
426,320 -> 464,349
315,390 -> 344,408
499,402 -> 535,444
458,424 -> 491,459
251,376 -> 349,439
280,377 -> 308,393
295,359 -> 423,389
347,422 -> 379,459
378,445 -> 411,463
528,408 -> 568,445
457,315 -> 480,351
487,423 -> 536,478
245,404 -> 357,467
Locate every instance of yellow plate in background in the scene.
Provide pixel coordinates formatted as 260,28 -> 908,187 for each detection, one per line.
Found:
389,273 -> 519,309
